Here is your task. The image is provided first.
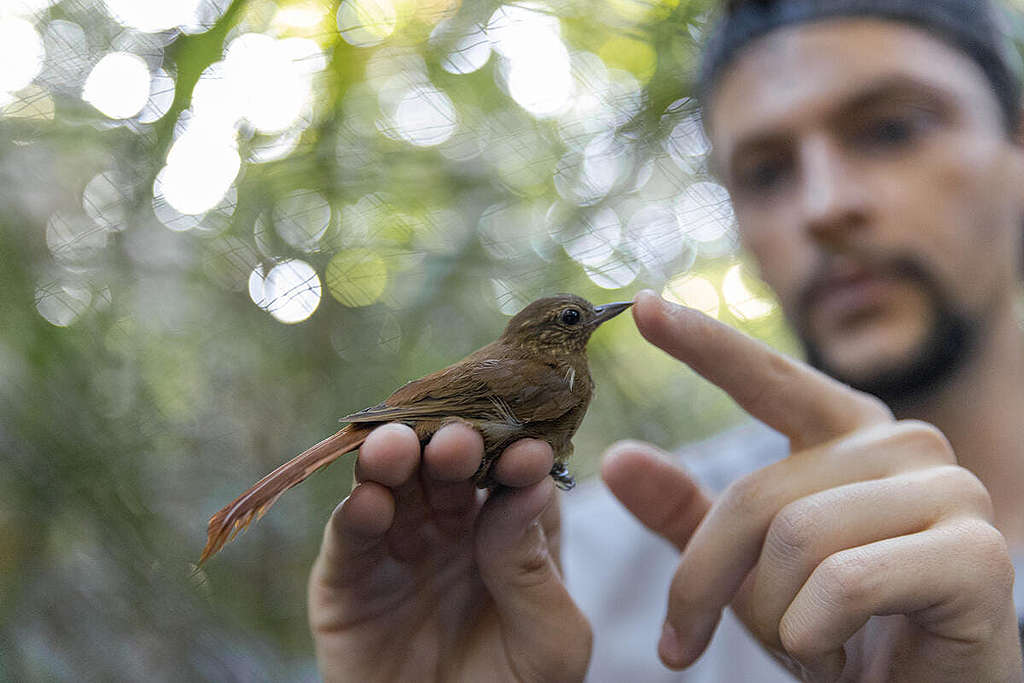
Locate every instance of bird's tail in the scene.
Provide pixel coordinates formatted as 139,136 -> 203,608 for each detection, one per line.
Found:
199,424 -> 372,564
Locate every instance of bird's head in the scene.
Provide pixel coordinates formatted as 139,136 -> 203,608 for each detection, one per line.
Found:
501,294 -> 633,355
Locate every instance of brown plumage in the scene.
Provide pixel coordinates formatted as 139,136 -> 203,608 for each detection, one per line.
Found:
199,294 -> 632,564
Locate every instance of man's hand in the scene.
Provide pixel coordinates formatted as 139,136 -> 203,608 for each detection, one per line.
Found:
307,422 -> 591,682
603,291 -> 1021,681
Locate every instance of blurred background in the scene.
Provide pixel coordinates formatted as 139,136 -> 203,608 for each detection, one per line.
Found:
3,0 -> 1023,679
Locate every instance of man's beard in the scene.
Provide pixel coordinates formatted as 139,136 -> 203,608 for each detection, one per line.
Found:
795,252 -> 980,410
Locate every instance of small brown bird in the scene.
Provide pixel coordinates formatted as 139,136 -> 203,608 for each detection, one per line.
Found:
199,294 -> 633,563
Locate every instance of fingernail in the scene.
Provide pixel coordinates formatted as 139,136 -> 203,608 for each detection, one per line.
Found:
635,289 -> 662,306
660,613 -> 719,669
659,621 -> 685,667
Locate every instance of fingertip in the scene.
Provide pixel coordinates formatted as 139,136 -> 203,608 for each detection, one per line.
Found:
632,291 -> 720,372
657,628 -> 703,671
633,288 -> 660,305
658,622 -> 687,670
358,423 -> 420,487
602,437 -> 659,463
330,481 -> 395,539
476,477 -> 556,554
317,482 -> 395,585
493,439 -> 554,487
369,421 -> 418,444
659,612 -> 719,670
632,289 -> 676,340
600,440 -> 665,491
424,422 -> 484,481
631,288 -> 661,325
600,440 -> 710,550
633,288 -> 673,311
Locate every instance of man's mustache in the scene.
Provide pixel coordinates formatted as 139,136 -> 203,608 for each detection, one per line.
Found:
793,246 -> 977,406
794,249 -> 941,326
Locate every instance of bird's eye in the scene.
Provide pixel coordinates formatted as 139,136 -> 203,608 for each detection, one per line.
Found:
560,308 -> 581,325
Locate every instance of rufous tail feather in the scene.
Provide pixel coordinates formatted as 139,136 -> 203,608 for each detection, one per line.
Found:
199,424 -> 372,564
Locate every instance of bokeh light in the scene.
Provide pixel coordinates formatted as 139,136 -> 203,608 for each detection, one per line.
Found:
138,68 -> 176,123
337,0 -> 397,47
624,203 -> 694,273
256,259 -> 323,324
325,249 -> 389,307
221,33 -> 324,133
102,0 -> 228,34
604,0 -> 680,25
558,207 -> 623,267
40,19 -> 90,89
437,22 -> 491,74
274,189 -> 331,251
45,211 -> 108,263
0,17 -> 44,98
554,133 -> 632,205
83,171 -> 132,231
723,263 -> 775,321
248,264 -> 269,309
34,282 -> 92,327
665,100 -> 710,171
273,3 -> 330,32
154,118 -> 240,219
598,36 -> 657,83
5,0 -> 58,16
585,258 -> 640,289
82,52 -> 151,120
479,201 -> 546,261
677,180 -> 736,255
386,84 -> 458,147
663,272 -> 720,317
489,4 -> 573,117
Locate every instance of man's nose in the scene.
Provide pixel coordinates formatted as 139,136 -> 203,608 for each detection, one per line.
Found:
797,137 -> 869,242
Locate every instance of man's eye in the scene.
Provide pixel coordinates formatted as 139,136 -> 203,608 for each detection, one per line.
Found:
857,115 -> 924,150
737,157 -> 789,194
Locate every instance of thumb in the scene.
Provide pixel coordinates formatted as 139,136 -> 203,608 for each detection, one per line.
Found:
601,440 -> 712,551
475,478 -> 592,677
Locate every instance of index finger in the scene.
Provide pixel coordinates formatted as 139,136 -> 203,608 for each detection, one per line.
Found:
632,290 -> 891,449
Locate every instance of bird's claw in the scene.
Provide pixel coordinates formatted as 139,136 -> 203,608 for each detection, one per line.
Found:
549,462 -> 576,491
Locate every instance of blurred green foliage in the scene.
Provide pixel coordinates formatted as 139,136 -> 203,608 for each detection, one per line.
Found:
3,0 -> 1022,680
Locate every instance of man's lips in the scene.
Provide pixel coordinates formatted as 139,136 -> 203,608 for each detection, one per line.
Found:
806,267 -> 898,323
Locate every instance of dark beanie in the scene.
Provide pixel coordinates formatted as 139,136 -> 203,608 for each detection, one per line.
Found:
699,0 -> 1022,132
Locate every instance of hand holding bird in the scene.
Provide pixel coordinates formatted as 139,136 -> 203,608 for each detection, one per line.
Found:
200,294 -> 633,564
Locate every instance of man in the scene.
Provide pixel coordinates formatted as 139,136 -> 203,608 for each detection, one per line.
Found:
307,0 -> 1024,679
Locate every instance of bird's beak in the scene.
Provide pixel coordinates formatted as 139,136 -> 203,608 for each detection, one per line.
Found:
591,301 -> 633,326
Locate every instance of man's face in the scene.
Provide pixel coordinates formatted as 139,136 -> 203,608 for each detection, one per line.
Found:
708,18 -> 1024,401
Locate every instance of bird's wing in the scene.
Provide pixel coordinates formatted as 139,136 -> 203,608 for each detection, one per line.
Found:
341,356 -> 579,425
476,357 -> 583,423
